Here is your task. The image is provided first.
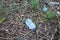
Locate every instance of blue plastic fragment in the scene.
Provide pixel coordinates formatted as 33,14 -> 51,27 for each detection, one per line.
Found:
42,7 -> 48,12
25,18 -> 36,30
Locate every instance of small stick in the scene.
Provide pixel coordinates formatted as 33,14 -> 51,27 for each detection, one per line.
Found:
51,34 -> 55,40
24,30 -> 32,36
39,31 -> 50,39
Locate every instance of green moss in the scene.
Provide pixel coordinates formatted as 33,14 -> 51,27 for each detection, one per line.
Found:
31,0 -> 39,10
0,17 -> 7,24
43,11 -> 56,20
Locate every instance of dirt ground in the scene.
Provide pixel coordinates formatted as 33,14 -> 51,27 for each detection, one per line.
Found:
0,0 -> 60,40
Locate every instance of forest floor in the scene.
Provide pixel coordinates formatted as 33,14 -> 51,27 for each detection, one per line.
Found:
0,0 -> 60,40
